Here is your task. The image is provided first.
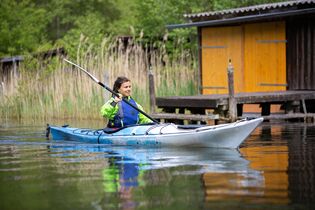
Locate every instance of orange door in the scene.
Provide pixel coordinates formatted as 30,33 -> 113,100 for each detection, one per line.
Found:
244,21 -> 287,92
201,26 -> 243,94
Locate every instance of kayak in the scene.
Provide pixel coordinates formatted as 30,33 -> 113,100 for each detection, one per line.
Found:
48,117 -> 263,148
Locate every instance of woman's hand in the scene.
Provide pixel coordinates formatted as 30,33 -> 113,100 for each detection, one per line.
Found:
114,93 -> 122,103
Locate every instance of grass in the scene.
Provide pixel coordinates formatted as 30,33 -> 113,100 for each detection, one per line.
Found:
0,36 -> 198,122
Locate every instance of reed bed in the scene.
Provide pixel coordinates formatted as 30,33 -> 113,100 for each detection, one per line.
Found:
0,36 -> 198,122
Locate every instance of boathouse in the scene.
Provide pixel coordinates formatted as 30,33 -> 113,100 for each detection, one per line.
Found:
173,0 -> 315,94
0,48 -> 65,79
0,48 -> 65,95
153,0 -> 315,123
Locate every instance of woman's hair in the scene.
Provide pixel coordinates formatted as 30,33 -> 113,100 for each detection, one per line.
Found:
112,76 -> 130,93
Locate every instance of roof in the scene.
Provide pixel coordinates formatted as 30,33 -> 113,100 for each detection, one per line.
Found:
185,0 -> 315,19
0,56 -> 23,63
168,0 -> 315,29
0,48 -> 65,64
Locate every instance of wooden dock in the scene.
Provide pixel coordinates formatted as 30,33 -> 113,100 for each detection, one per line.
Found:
153,90 -> 315,124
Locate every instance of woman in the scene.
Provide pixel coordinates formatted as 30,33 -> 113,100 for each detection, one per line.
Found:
100,76 -> 152,128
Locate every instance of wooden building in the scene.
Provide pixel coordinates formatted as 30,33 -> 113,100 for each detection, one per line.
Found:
0,48 -> 65,81
169,0 -> 315,94
154,0 -> 315,123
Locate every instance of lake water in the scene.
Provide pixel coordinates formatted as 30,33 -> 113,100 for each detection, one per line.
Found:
1,120 -> 315,210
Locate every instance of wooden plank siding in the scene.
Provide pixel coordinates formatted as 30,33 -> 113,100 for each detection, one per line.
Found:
287,15 -> 315,90
200,21 -> 287,94
201,26 -> 243,94
244,21 -> 287,92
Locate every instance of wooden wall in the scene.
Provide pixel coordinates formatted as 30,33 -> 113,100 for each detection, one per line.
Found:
287,15 -> 315,90
244,22 -> 286,92
201,26 -> 243,94
200,21 -> 287,94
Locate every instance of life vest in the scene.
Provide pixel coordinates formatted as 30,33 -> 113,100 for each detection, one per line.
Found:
108,97 -> 139,128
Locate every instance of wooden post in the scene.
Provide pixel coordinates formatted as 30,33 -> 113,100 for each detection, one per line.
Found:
0,82 -> 3,97
227,59 -> 237,122
261,103 -> 271,116
148,66 -> 156,113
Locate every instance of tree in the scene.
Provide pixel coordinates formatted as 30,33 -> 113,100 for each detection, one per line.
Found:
133,0 -> 214,38
42,0 -> 120,41
38,0 -> 121,57
0,0 -> 121,57
0,0 -> 49,56
0,0 -> 289,57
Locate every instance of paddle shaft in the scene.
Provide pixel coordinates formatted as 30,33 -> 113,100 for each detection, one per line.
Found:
64,59 -> 159,123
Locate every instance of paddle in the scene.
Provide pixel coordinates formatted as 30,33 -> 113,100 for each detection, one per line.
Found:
64,59 -> 159,124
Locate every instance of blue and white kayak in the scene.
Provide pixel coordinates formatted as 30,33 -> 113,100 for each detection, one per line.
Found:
48,117 -> 263,148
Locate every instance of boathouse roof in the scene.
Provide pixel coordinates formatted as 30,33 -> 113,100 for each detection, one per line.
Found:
168,0 -> 315,29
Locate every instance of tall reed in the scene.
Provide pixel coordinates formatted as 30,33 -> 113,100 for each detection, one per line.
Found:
0,35 -> 198,122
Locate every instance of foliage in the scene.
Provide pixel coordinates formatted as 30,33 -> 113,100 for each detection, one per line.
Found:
0,0 -> 50,56
0,0 -> 289,57
38,0 -> 120,41
106,0 -> 138,35
58,13 -> 108,58
44,0 -> 121,58
133,0 -> 213,38
0,0 -> 120,57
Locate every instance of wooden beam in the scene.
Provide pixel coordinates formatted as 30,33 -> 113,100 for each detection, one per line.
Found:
244,113 -> 315,120
151,113 -> 219,121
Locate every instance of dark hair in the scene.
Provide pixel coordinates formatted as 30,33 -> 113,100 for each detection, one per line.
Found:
113,76 -> 130,93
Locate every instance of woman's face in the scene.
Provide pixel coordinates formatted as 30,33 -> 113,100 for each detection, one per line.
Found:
118,81 -> 132,97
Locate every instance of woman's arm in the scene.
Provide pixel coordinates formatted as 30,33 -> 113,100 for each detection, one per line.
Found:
136,103 -> 153,124
100,98 -> 119,120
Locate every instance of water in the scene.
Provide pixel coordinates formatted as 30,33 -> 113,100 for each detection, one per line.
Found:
1,120 -> 315,210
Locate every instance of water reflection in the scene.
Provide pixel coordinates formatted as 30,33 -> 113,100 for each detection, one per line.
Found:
240,123 -> 315,206
240,145 -> 289,204
286,123 -> 315,204
45,143 -> 262,209
1,122 -> 315,209
47,144 -> 252,171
